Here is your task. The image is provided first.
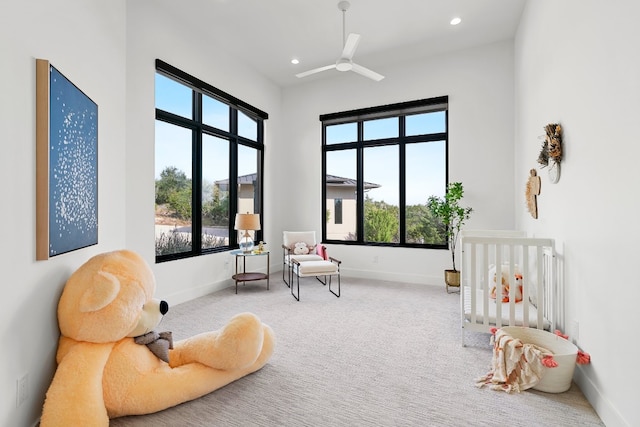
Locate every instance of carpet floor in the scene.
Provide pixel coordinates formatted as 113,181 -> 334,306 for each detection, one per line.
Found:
111,274 -> 603,427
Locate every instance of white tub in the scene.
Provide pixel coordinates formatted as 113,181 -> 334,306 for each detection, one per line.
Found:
501,326 -> 578,393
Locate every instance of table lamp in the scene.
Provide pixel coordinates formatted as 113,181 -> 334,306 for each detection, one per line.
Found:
234,212 -> 261,253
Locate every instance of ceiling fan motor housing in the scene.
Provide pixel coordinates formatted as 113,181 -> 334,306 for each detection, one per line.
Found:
336,58 -> 352,71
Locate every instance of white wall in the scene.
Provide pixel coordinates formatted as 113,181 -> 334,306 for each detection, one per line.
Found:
279,41 -> 517,284
125,1 -> 283,305
0,1 -> 127,426
515,1 -> 640,426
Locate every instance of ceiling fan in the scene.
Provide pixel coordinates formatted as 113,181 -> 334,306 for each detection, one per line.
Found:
295,1 -> 385,82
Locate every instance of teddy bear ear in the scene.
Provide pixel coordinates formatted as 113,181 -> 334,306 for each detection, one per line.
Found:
79,271 -> 121,313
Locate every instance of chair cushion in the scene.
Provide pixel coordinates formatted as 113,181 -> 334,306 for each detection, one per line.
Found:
286,254 -> 324,265
296,260 -> 338,276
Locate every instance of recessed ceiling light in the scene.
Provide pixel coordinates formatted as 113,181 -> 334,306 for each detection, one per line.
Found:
291,58 -> 299,65
450,17 -> 461,26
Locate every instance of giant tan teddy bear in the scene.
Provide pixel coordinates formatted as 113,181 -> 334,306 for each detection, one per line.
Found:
41,250 -> 275,426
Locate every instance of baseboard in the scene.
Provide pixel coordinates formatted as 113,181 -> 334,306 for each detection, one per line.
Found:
165,278 -> 234,306
574,365 -> 629,426
341,267 -> 442,287
271,264 -> 443,287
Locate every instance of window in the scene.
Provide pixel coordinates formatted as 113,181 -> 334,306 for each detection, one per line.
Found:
321,97 -> 448,248
155,60 -> 267,262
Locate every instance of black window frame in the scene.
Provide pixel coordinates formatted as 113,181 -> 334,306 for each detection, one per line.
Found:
321,96 -> 448,249
155,59 -> 268,263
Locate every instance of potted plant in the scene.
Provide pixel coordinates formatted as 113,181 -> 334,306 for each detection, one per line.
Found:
427,182 -> 473,292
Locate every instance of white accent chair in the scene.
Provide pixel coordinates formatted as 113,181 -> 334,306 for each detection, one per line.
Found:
282,231 -> 341,301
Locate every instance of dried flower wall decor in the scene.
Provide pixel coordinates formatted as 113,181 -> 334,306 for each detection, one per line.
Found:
537,123 -> 563,184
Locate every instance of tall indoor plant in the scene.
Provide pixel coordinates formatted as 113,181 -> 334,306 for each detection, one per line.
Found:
427,182 -> 473,292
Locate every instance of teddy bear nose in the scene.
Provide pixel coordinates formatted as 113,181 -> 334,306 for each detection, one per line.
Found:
160,300 -> 169,315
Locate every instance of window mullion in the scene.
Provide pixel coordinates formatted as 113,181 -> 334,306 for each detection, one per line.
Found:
192,91 -> 203,253
321,124 -> 328,241
356,121 -> 364,243
399,117 -> 406,245
229,108 -> 238,249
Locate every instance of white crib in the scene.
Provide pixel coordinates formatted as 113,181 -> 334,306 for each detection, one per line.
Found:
459,231 -> 557,346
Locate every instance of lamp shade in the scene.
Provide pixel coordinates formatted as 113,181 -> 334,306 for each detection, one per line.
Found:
234,213 -> 261,231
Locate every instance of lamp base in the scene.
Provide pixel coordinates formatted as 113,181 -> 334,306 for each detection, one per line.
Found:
239,236 -> 254,253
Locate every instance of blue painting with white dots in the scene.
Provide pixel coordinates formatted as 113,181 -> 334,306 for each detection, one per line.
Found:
48,65 -> 98,257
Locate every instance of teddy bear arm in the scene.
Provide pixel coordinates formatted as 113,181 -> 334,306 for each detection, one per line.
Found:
169,313 -> 265,370
41,341 -> 115,427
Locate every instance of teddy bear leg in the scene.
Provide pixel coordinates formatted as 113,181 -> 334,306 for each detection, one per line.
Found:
107,326 -> 273,419
169,312 -> 267,370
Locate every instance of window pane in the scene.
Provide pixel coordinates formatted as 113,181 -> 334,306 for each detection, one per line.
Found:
202,135 -> 229,250
326,123 -> 356,144
406,111 -> 446,136
155,120 -> 193,256
155,73 -> 192,119
405,141 -> 446,244
363,145 -> 399,243
334,199 -> 343,224
237,145 -> 260,243
203,95 -> 229,131
238,110 -> 257,141
326,150 -> 357,240
363,117 -> 398,140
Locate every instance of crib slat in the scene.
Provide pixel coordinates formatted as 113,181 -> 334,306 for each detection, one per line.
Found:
481,243 -> 488,326
495,245 -> 502,328
508,245 -> 516,326
522,246 -> 530,328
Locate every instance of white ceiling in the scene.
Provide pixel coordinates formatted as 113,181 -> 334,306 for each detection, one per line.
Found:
154,0 -> 526,87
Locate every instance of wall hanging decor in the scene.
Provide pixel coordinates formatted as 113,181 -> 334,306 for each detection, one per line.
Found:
36,59 -> 98,260
526,169 -> 540,219
537,123 -> 563,184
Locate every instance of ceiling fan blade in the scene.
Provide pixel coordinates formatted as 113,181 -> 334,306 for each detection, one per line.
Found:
341,33 -> 361,60
351,63 -> 385,81
295,64 -> 337,79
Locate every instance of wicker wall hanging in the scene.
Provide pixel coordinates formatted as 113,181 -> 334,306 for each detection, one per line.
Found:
526,169 -> 541,219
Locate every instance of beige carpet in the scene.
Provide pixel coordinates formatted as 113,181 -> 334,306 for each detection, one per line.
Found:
111,275 -> 603,427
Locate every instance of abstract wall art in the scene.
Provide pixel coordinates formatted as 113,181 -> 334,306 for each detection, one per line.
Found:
36,59 -> 98,260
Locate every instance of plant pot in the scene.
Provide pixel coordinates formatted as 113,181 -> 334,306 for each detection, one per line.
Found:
444,269 -> 460,293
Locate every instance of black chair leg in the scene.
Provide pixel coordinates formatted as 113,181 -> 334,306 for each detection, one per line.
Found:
329,273 -> 340,298
291,272 -> 300,301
